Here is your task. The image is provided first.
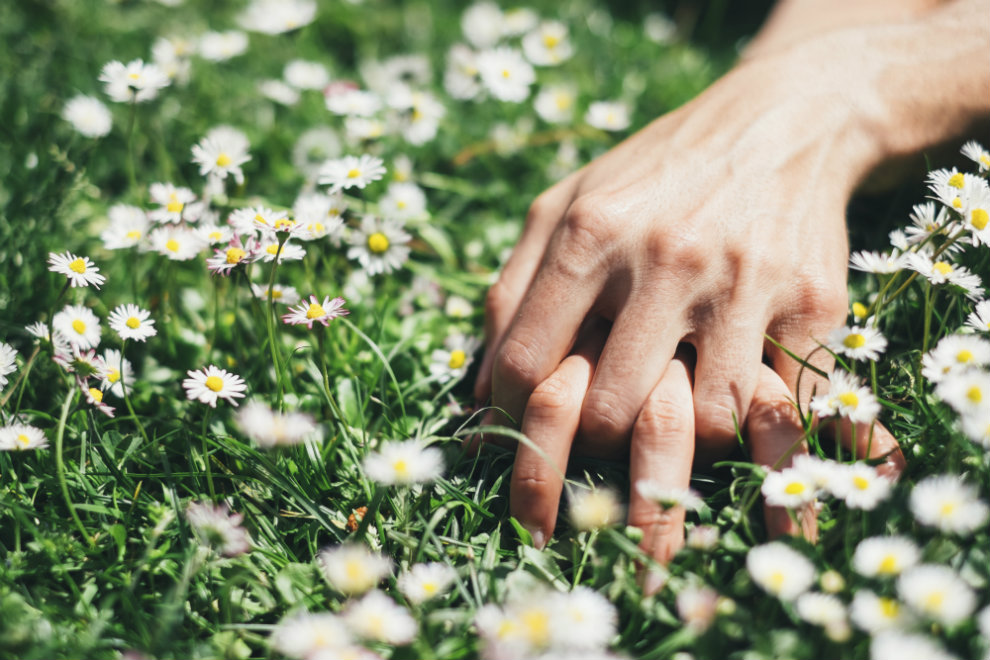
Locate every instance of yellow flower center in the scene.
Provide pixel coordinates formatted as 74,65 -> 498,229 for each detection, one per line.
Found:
838,391 -> 859,408
501,69 -> 511,79
932,261 -> 953,276
89,387 -> 103,402
345,559 -> 364,581
125,316 -> 141,329
543,34 -> 560,48
956,349 -> 974,364
555,93 -> 572,110
768,571 -> 786,593
209,231 -> 222,241
225,247 -> 246,264
878,554 -> 898,574
128,72 -> 140,80
422,582 -> 437,594
980,154 -> 990,167
952,197 -> 963,209
852,476 -> 870,490
68,257 -> 87,274
971,208 -> 989,230
851,302 -> 868,319
107,369 -> 120,383
125,230 -> 142,240
924,591 -> 945,613
392,459 -> 409,476
165,239 -> 180,252
346,168 -> 361,179
271,289 -> 282,299
305,303 -> 325,320
266,244 -> 280,255
367,232 -> 390,254
879,598 -> 900,618
520,610 -> 550,646
784,481 -> 806,495
215,153 -> 232,167
448,349 -> 467,370
947,173 -> 965,188
16,434 -> 30,447
843,333 -> 866,349
396,200 -> 407,209
166,196 -> 184,214
72,319 -> 87,335
967,385 -> 983,403
205,376 -> 224,392
940,501 -> 956,517
274,218 -> 295,230
309,222 -> 325,233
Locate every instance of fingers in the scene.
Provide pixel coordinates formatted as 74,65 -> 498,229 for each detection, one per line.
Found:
746,364 -> 817,541
510,345 -> 599,549
628,358 -> 695,571
474,178 -> 580,403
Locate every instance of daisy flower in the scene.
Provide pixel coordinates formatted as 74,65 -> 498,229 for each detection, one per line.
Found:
347,215 -> 411,276
62,95 -> 112,138
191,126 -> 251,186
959,411 -> 990,449
325,89 -> 383,117
686,524 -> 720,551
935,369 -> 990,417
850,590 -> 914,633
185,501 -> 251,557
99,59 -> 170,103
810,370 -> 880,424
270,612 -> 354,659
444,44 -> 482,101
429,334 -> 481,383
83,382 -> 115,417
761,466 -> 819,508
107,304 -> 156,342
966,299 -> 990,333
476,47 -> 535,102
848,250 -> 909,274
921,334 -> 990,383
903,201 -> 951,246
48,251 -> 106,289
99,349 -> 132,397
237,0 -> 316,34
870,631 -> 958,660
0,424 -> 48,451
961,139 -> 990,172
502,7 -> 539,36
53,304 -> 101,350
182,365 -> 247,407
927,167 -> 980,211
150,226 -> 205,261
795,592 -> 847,631
198,30 -> 248,61
234,401 -> 316,448
54,346 -> 103,377
791,454 -> 844,493
960,179 -> 990,245
251,283 -> 300,306
379,182 -> 427,221
851,536 -> 920,578
585,100 -> 631,131
746,542 -> 816,601
676,585 -> 719,633
258,79 -> 300,106
255,238 -> 306,263
362,439 -> 444,486
318,154 -> 386,191
906,251 -> 984,299
461,1 -> 504,49
522,21 -> 573,66
827,324 -> 887,361
195,223 -> 233,246
829,462 -> 893,510
396,91 -> 446,146
444,295 -> 473,319
317,545 -> 392,596
342,590 -> 417,645
397,562 -> 458,605
206,235 -> 258,276
148,182 -> 200,224
534,84 -> 577,124
281,295 -> 349,329
567,487 -> 623,531
284,59 -> 329,90
292,193 -> 345,241
635,482 -> 704,511
101,203 -> 150,250
909,474 -> 989,535
0,342 -> 17,392
554,587 -> 618,650
898,564 -> 976,627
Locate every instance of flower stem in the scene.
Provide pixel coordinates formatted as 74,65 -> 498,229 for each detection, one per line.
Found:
125,101 -> 139,196
119,340 -> 151,447
266,235 -> 288,409
201,410 -> 215,500
354,487 -> 385,541
55,386 -> 90,545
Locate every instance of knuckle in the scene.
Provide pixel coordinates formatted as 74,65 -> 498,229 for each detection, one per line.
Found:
494,336 -> 543,392
746,392 -> 801,436
527,375 -> 577,418
563,196 -> 617,251
628,507 -> 683,537
693,398 -> 740,443
485,279 -> 512,317
581,389 -> 634,440
794,277 -> 848,323
635,391 -> 694,443
525,191 -> 558,228
512,470 -> 552,504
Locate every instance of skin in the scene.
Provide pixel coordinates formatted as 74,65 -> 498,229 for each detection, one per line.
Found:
473,0 -> 990,570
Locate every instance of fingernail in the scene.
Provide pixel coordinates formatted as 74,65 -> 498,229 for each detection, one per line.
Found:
642,568 -> 668,596
524,525 -> 546,550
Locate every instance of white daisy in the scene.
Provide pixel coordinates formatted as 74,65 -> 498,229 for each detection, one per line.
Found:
461,2 -> 504,49
101,204 -> 150,250
198,30 -> 249,62
258,79 -> 300,106
966,299 -> 990,333
676,585 -> 719,633
270,611 -> 353,659
397,562 -> 457,605
522,21 -> 573,67
827,324 -> 887,361
444,44 -> 482,101
318,154 -> 386,191
62,95 -> 112,138
921,334 -> 990,383
810,370 -> 880,424
828,462 -> 893,510
635,482 -> 704,511
851,536 -> 920,578
99,348 -> 132,397
685,524 -> 720,551
148,182 -> 200,224
476,47 -> 535,102
182,365 -> 247,407
82,382 -> 115,417
191,126 -> 251,186
502,7 -> 539,36
256,238 -> 306,263
379,182 -> 427,221
644,12 -> 678,44
898,564 -> 976,627
281,295 -> 349,329
207,236 -> 259,276
429,334 -> 481,383
237,0 -> 317,34
907,251 -> 984,299
534,84 -> 577,124
342,590 -> 417,645
959,410 -> 990,449
870,631 -> 958,660
185,501 -> 251,557
0,424 -> 49,451
935,369 -> 990,417
99,59 -> 170,103
795,592 -> 846,628
585,100 -> 631,131
316,545 -> 392,596
927,167 -> 980,211
848,250 -> 910,274
567,487 -> 623,532
444,295 -> 473,319
961,139 -> 990,172
47,251 -> 106,289
850,590 -> 914,633
251,283 -> 300,306
325,88 -> 382,117
0,342 -> 18,392
909,474 -> 989,535
395,90 -> 446,146
284,59 -> 329,90
362,439 -> 444,486
234,401 -> 316,448
761,466 -> 819,508
904,201 -> 952,246
791,454 -> 844,493
346,215 -> 411,276
107,304 -> 156,342
746,542 -> 816,601
292,193 -> 345,241
960,178 -> 990,245
195,223 -> 233,246
150,226 -> 205,261
53,304 -> 101,350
